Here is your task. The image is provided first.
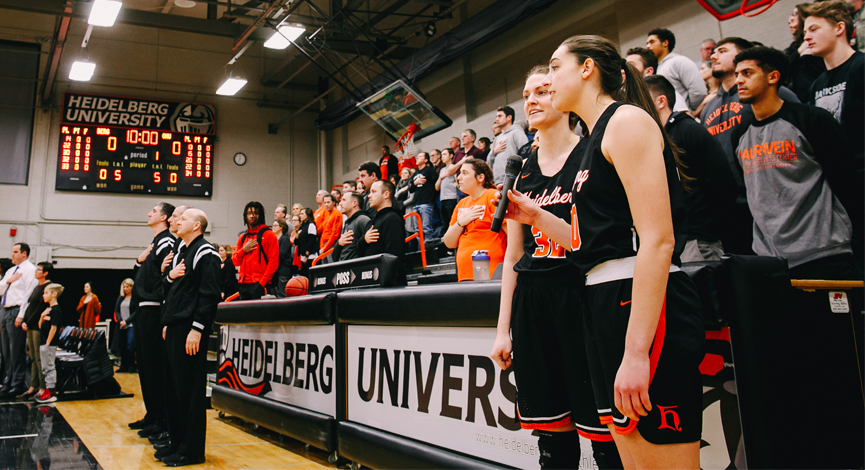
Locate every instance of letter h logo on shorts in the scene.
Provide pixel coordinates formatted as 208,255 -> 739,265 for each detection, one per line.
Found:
657,405 -> 682,431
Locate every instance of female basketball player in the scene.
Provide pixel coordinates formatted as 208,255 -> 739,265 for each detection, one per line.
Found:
497,36 -> 704,469
490,65 -> 621,469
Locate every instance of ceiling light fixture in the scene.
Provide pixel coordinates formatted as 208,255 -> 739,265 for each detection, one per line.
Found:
263,25 -> 305,50
174,0 -> 196,8
216,77 -> 247,96
425,21 -> 437,38
88,0 -> 123,27
69,61 -> 96,81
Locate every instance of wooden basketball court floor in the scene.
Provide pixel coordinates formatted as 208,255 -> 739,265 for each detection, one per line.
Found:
0,370 -> 335,469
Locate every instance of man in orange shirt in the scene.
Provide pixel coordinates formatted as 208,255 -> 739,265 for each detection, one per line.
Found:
319,194 -> 343,254
313,190 -> 328,233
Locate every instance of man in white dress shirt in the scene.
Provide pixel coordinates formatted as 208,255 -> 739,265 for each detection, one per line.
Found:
0,243 -> 38,397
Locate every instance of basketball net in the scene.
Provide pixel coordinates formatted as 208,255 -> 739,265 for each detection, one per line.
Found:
395,123 -> 420,160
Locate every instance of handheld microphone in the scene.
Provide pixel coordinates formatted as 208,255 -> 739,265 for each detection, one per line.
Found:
490,154 -> 523,233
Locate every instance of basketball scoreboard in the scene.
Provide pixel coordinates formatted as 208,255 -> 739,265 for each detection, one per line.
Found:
55,92 -> 216,197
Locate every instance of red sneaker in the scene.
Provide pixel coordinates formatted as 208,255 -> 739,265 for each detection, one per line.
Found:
35,389 -> 56,404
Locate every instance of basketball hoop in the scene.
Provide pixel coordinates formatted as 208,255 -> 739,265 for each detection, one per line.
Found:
394,123 -> 420,160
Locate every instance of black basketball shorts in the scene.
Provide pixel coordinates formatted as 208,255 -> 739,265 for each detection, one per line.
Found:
583,270 -> 704,444
510,274 -> 612,441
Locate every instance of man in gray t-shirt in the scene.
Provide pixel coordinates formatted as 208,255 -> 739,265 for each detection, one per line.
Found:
487,106 -> 528,185
435,148 -> 460,229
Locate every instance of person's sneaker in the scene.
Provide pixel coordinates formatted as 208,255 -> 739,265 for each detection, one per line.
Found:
138,424 -> 162,438
128,418 -> 152,430
34,389 -> 56,404
153,447 -> 174,461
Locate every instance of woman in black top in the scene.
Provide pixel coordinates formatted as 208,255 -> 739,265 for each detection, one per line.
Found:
296,208 -> 319,278
784,4 -> 826,102
271,219 -> 293,297
218,245 -> 238,298
499,35 -> 703,468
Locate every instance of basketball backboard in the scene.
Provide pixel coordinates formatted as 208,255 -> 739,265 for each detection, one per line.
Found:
356,80 -> 452,142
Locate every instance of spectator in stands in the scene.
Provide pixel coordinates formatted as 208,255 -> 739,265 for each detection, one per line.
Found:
442,159 -> 507,281
289,216 -> 302,274
429,149 -> 445,173
398,150 -> 418,174
0,243 -> 37,397
409,152 -> 439,241
274,204 -> 287,222
396,167 -> 415,210
785,4 -> 827,103
217,245 -> 238,299
232,201 -> 279,300
342,180 -> 357,194
488,107 -> 529,185
319,194 -> 343,256
699,38 -> 716,64
454,129 -> 484,164
436,148 -> 460,236
805,1 -> 863,168
76,282 -> 101,329
646,75 -> 738,262
478,137 -> 492,162
35,283 -> 64,404
380,145 -> 399,181
115,278 -> 135,373
646,28 -> 707,111
625,47 -> 690,112
705,37 -> 800,255
331,188 -> 342,202
291,203 -> 303,218
313,190 -> 328,233
19,261 -> 52,399
694,60 -> 721,118
448,136 -> 460,154
295,208 -> 318,278
730,46 -> 858,280
388,173 -> 400,188
271,219 -> 292,298
358,161 -> 381,217
360,180 -> 406,282
334,192 -> 371,262
848,0 -> 865,51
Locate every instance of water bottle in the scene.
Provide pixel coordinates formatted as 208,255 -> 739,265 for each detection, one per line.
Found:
471,250 -> 491,281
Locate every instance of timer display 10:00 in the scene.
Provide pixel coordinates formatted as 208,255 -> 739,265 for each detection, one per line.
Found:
56,125 -> 214,197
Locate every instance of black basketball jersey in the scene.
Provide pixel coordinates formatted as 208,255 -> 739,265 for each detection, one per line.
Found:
569,102 -> 688,274
513,139 -> 587,276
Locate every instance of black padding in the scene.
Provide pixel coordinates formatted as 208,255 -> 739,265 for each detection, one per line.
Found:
336,281 -> 502,326
723,255 -> 864,469
216,292 -> 335,325
338,421 -> 510,469
416,272 -> 458,285
309,254 -> 399,293
680,261 -> 727,328
211,385 -> 336,452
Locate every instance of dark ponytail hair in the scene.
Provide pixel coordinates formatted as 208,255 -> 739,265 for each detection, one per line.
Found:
559,35 -> 690,188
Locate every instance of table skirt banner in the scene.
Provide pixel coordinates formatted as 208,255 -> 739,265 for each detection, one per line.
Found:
218,324 -> 337,417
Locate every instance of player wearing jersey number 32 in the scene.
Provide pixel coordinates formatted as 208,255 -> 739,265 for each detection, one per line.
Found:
490,65 -> 621,470
494,35 -> 704,469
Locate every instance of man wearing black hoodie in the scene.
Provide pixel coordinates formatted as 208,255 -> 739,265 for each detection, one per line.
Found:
360,180 -> 406,283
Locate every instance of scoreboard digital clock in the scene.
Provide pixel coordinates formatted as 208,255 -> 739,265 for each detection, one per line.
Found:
55,92 -> 216,197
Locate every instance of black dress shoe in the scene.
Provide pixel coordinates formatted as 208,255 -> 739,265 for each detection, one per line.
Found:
138,424 -> 162,438
16,390 -> 36,399
154,448 -> 175,461
153,440 -> 172,450
128,418 -> 152,430
0,389 -> 24,399
162,454 -> 206,467
148,431 -> 170,443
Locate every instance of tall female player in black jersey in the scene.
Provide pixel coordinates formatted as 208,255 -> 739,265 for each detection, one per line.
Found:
491,66 -> 622,469
497,36 -> 704,469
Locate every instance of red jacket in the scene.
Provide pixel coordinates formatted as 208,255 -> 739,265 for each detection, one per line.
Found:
232,225 -> 279,286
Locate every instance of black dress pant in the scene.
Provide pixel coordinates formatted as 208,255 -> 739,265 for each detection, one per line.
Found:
133,306 -> 167,428
164,321 -> 208,458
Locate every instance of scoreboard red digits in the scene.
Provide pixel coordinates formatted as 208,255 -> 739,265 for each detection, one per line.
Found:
55,124 -> 214,197
56,92 -> 215,197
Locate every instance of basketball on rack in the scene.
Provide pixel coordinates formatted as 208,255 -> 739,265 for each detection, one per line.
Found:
285,276 -> 309,297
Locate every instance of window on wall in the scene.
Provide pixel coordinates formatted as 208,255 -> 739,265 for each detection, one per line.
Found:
0,40 -> 40,185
